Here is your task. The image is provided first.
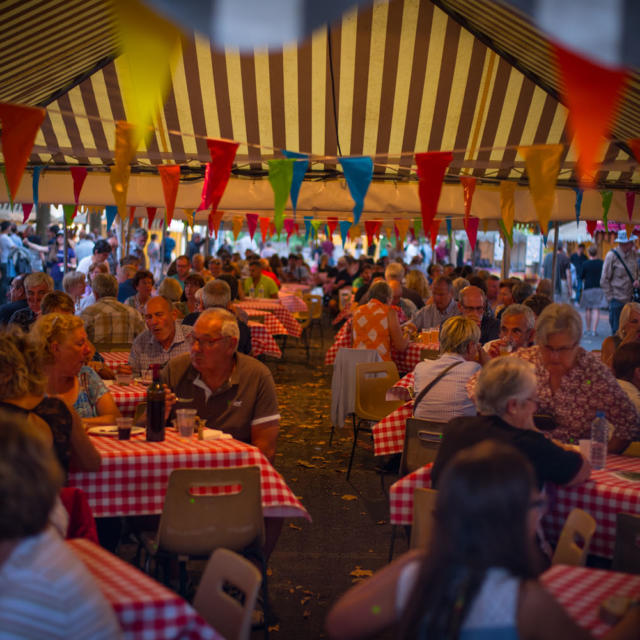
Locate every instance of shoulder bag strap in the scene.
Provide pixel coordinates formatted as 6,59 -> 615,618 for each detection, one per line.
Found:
612,250 -> 636,284
412,360 -> 463,416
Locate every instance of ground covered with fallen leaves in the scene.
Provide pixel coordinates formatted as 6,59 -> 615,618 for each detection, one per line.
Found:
258,330 -> 403,639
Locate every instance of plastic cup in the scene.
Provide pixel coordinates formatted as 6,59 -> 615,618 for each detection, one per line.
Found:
116,371 -> 133,386
116,417 -> 133,440
578,439 -> 591,461
176,408 -> 197,438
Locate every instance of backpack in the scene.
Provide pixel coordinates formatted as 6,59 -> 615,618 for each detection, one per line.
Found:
8,246 -> 32,275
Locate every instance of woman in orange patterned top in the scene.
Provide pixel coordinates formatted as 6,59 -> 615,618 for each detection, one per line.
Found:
352,281 -> 409,361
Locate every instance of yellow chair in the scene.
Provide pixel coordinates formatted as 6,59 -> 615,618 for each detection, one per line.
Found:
347,361 -> 403,480
410,488 -> 438,551
304,293 -> 324,346
293,297 -> 312,359
551,508 -> 596,566
623,442 -> 640,457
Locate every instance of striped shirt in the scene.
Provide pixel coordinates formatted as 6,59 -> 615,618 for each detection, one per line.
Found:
80,297 -> 145,346
128,322 -> 192,376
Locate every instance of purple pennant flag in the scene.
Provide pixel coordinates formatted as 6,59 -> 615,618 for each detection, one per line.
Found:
339,157 -> 373,225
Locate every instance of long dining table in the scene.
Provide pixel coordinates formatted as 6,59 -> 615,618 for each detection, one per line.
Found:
67,431 -> 310,521
68,538 -> 222,639
389,456 -> 640,559
235,298 -> 303,337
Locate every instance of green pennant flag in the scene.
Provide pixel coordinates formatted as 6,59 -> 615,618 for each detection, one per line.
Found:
498,219 -> 513,247
63,204 -> 76,226
310,219 -> 324,238
413,218 -> 423,238
600,190 -> 613,229
268,159 -> 294,234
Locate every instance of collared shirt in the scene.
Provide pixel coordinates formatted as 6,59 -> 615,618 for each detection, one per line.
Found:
161,352 -> 280,444
242,274 -> 278,298
413,353 -> 480,422
128,322 -> 192,375
411,298 -> 459,331
8,307 -> 37,331
600,247 -> 639,302
80,297 -> 145,345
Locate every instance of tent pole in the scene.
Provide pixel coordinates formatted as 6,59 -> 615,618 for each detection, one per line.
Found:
63,219 -> 69,276
160,220 -> 167,275
502,235 -> 511,279
550,221 -> 559,302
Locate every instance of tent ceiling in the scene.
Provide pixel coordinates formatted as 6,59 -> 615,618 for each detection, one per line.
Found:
0,0 -> 638,194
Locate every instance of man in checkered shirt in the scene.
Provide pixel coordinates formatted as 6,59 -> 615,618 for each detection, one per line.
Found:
80,273 -> 144,346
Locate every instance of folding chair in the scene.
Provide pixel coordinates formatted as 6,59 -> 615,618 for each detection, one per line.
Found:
551,508 -> 596,566
410,488 -> 438,551
611,513 -> 640,574
304,294 -> 324,346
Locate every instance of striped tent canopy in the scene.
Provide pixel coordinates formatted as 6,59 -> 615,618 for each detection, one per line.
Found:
0,0 -> 639,217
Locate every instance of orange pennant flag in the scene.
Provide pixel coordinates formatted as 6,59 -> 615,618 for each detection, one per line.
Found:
499,181 -> 516,244
208,210 -> 224,238
128,206 -> 136,225
158,165 -> 180,225
0,103 -> 45,201
553,43 -> 628,188
259,217 -> 270,243
517,144 -> 563,236
348,224 -> 361,241
460,176 -> 476,221
110,165 -> 130,220
232,215 -> 244,241
394,218 -> 410,244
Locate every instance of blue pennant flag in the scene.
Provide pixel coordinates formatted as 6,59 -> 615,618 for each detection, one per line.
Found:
445,217 -> 452,240
339,157 -> 373,225
339,220 -> 351,247
282,150 -> 309,217
105,205 -> 118,231
573,188 -> 583,227
32,166 -> 42,209
303,215 -> 313,243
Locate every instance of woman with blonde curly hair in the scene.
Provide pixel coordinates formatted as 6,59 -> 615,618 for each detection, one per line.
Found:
30,313 -> 120,426
405,269 -> 430,304
0,330 -> 100,473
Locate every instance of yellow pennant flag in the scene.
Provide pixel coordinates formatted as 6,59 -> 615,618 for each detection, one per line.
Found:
109,121 -> 136,220
381,222 -> 394,241
183,209 -> 195,228
517,144 -> 563,236
109,165 -> 130,220
394,218 -> 410,244
348,224 -> 361,240
232,215 -> 244,240
113,0 -> 182,146
499,181 -> 516,244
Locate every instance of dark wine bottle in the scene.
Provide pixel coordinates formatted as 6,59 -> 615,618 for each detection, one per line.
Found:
146,364 -> 165,442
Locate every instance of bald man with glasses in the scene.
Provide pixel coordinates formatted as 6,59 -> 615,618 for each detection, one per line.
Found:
459,285 -> 500,345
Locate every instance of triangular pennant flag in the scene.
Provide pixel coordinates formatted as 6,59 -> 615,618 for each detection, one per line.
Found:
183,209 -> 195,229
158,165 -> 180,225
464,216 -> 480,251
70,166 -> 88,204
109,164 -> 130,220
0,103 -> 45,201
129,206 -> 136,225
146,206 -> 157,227
349,224 -> 361,241
327,217 -> 338,238
395,219 -> 410,244
601,190 -> 613,228
553,43 -> 629,188
339,157 -> 373,225
311,219 -> 324,238
269,221 -> 276,237
62,204 -> 76,226
268,159 -> 293,234
110,121 -> 136,220
626,192 -> 635,221
246,213 -> 259,240
626,223 -> 635,238
573,188 -> 584,227
629,139 -> 640,163
415,151 -> 453,231
208,210 -> 224,238
198,139 -> 239,212
21,202 -> 33,223
586,220 -> 597,237
259,217 -> 270,243
413,218 -> 423,239
303,216 -> 313,243
283,218 -> 295,243
337,220 -> 350,247
445,217 -> 452,243
460,176 -> 476,221
282,150 -> 309,215
499,181 -> 516,246
364,220 -> 378,245
105,205 -> 118,231
113,0 -> 182,146
517,144 -> 563,235
382,222 -> 394,241
232,215 -> 243,241
429,219 -> 441,252
32,166 -> 42,209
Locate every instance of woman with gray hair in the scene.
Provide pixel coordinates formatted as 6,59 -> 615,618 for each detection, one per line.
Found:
432,356 -> 590,490
512,303 -> 638,453
352,280 -> 408,360
413,316 -> 482,422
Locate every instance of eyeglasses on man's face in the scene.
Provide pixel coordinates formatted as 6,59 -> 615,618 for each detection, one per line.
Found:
186,333 -> 226,349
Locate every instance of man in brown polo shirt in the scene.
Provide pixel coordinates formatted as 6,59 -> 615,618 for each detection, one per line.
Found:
161,307 -> 280,461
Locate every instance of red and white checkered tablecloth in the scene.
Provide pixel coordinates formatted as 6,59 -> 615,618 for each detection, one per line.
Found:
389,456 -> 640,558
100,351 -> 130,368
372,402 -> 414,456
385,372 -> 415,402
541,565 -> 640,638
108,381 -> 148,418
242,308 -> 288,335
249,321 -> 282,358
235,299 -> 302,337
68,431 -> 310,521
68,539 -> 221,640
280,283 -> 311,295
277,291 -> 308,313
324,319 -> 422,375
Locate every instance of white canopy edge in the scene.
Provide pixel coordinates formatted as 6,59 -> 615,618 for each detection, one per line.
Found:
1,173 -> 636,224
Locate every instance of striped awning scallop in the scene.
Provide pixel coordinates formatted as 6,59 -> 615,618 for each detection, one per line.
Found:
1,0 -> 639,191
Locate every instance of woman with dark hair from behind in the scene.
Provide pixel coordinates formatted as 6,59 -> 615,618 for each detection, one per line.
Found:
325,441 -> 639,640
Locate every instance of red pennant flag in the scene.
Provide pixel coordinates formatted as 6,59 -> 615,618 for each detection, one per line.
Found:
208,210 -> 224,238
553,43 -> 628,188
21,202 -> 33,223
70,166 -> 88,204
629,138 -> 640,163
0,103 -> 45,201
626,192 -> 636,221
430,219 -> 441,252
460,177 -> 476,221
283,218 -> 295,243
415,152 -> 453,231
158,165 -> 180,225
464,216 -> 479,251
246,213 -> 259,240
259,217 -> 270,243
586,220 -> 598,237
269,221 -> 276,237
128,206 -> 136,225
294,222 -> 300,235
364,220 -> 376,245
327,217 -> 338,237
146,206 -> 157,227
198,139 -> 239,212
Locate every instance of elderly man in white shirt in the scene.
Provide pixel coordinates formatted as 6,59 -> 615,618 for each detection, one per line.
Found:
612,342 -> 640,415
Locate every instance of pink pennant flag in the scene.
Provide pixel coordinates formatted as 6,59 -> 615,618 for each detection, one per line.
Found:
283,218 -> 295,243
246,213 -> 259,240
464,216 -> 480,251
626,192 -> 636,221
460,177 -> 476,221
70,166 -> 88,204
415,151 -> 453,231
146,206 -> 157,227
21,202 -> 33,223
